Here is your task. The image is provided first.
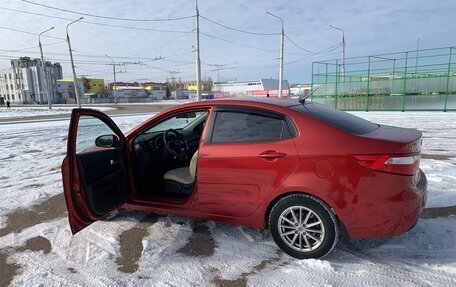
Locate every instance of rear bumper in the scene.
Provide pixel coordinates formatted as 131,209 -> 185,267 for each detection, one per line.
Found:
347,169 -> 427,239
405,169 -> 427,230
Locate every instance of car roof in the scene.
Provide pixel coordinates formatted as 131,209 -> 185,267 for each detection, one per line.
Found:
183,97 -> 300,108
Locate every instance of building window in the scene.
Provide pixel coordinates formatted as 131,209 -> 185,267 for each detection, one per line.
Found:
12,95 -> 15,100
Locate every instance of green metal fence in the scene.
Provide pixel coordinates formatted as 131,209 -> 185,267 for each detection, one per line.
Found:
311,46 -> 456,111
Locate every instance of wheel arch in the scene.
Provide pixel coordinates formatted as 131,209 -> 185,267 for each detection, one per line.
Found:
264,191 -> 350,241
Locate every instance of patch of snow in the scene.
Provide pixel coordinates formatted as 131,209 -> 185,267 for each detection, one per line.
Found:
0,215 -> 6,229
0,106 -> 115,119
0,111 -> 455,286
0,114 -> 149,216
116,100 -> 194,105
3,215 -> 456,286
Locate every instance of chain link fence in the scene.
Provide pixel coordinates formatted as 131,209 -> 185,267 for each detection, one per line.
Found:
311,46 -> 456,111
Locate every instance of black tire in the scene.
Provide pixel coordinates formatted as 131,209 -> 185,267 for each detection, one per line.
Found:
269,194 -> 338,259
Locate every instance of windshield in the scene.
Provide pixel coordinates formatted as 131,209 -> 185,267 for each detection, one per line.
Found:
145,110 -> 208,133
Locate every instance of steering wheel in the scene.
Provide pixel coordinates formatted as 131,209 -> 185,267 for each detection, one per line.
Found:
163,129 -> 188,157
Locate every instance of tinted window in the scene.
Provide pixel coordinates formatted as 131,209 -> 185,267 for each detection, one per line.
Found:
291,103 -> 379,135
212,111 -> 284,143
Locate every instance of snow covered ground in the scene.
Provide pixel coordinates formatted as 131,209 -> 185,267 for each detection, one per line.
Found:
116,99 -> 194,105
0,111 -> 455,286
0,106 -> 115,119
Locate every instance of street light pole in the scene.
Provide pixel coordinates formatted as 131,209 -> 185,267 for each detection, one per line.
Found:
39,26 -> 54,109
415,38 -> 420,75
195,0 -> 202,101
329,25 -> 345,79
66,17 -> 84,108
266,11 -> 284,98
106,55 -> 117,104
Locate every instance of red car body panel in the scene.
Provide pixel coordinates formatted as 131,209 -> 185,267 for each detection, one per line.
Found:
62,98 -> 427,239
196,138 -> 299,218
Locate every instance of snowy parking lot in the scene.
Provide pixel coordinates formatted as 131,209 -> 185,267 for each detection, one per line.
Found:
0,110 -> 455,286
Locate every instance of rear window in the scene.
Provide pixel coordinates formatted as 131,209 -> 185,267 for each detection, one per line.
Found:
291,103 -> 379,135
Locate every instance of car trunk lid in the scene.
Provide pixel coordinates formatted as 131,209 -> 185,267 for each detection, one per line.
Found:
354,125 -> 422,176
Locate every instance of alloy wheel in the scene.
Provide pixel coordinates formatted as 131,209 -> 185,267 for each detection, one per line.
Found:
278,206 -> 325,252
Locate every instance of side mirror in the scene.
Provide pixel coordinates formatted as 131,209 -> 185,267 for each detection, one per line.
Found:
95,134 -> 119,148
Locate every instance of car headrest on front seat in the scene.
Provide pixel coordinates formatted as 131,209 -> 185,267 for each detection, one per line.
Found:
189,150 -> 198,179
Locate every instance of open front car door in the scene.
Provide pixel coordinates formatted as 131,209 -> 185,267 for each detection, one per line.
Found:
62,108 -> 130,234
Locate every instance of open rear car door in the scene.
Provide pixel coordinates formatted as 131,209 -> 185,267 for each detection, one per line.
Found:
62,108 -> 130,234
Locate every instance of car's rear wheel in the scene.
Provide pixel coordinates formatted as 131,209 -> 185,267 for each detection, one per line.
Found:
269,194 -> 338,259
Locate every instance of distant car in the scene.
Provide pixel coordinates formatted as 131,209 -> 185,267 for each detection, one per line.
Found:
62,98 -> 427,259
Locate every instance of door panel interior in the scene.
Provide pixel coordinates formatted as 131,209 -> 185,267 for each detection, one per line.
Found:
63,108 -> 131,234
76,148 -> 129,216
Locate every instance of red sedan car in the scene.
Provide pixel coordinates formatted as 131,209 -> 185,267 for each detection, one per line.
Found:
62,97 -> 427,259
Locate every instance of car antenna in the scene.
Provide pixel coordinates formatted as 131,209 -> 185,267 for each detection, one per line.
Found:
298,87 -> 318,104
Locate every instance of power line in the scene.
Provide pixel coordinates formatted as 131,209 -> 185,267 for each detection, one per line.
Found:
286,35 -> 342,57
70,50 -> 194,61
201,32 -> 315,55
281,45 -> 342,66
0,26 -> 65,40
128,30 -> 195,57
218,46 -> 341,71
21,0 -> 194,22
0,7 -> 193,33
0,49 -> 195,66
0,40 -> 67,55
284,34 -> 315,54
200,15 -> 279,36
200,32 -> 278,53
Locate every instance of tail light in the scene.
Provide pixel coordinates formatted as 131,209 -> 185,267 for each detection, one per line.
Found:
354,154 -> 420,176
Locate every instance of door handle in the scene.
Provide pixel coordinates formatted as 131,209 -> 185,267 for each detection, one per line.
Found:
259,150 -> 287,159
110,159 -> 119,165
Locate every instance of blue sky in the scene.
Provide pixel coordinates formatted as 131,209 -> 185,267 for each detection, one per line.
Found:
0,0 -> 455,84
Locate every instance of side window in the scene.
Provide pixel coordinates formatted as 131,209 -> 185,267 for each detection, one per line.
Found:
211,111 -> 285,143
76,116 -> 119,153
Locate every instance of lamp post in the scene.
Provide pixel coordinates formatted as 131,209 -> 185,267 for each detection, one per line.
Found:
415,38 -> 420,75
195,0 -> 202,101
39,27 -> 54,109
66,17 -> 84,108
329,25 -> 345,79
106,55 -> 117,104
266,11 -> 284,98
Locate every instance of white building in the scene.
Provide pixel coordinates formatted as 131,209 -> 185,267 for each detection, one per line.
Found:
290,83 -> 312,98
212,78 -> 290,97
113,86 -> 167,102
0,57 -> 62,104
56,79 -> 84,104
